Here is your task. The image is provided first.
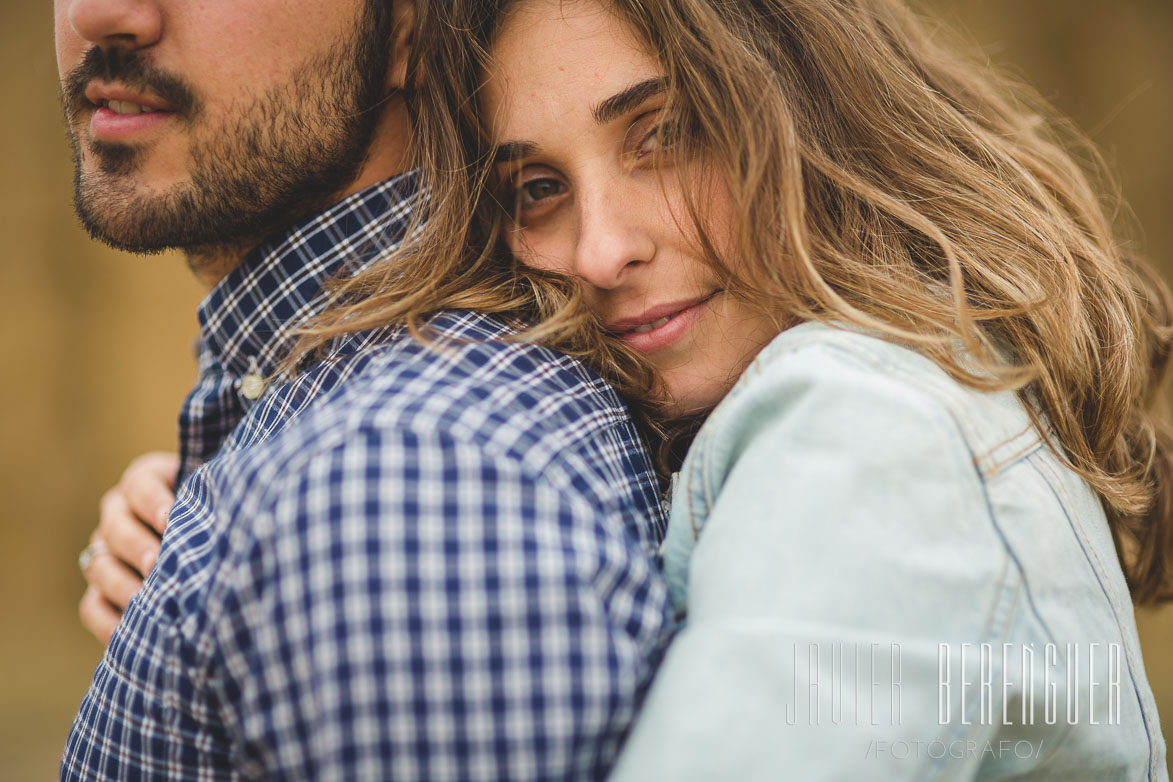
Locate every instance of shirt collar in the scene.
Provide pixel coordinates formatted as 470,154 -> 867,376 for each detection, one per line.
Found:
196,169 -> 422,379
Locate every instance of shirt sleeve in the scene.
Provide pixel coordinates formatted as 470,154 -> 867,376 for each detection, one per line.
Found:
204,422 -> 670,781
609,345 -> 1012,781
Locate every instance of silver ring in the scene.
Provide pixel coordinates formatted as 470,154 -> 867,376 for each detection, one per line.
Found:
78,539 -> 109,573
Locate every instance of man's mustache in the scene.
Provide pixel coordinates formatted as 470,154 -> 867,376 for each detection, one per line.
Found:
63,46 -> 200,124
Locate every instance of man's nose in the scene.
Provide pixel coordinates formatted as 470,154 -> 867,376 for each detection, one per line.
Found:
65,0 -> 163,51
572,187 -> 656,292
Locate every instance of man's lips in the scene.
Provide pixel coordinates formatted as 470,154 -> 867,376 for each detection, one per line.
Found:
90,106 -> 174,142
609,292 -> 720,353
82,84 -> 177,141
84,84 -> 174,113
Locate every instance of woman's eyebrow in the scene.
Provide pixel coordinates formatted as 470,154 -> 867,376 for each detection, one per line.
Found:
493,141 -> 539,163
591,76 -> 669,125
492,76 -> 669,163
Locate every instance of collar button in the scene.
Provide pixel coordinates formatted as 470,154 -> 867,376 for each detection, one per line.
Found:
240,372 -> 266,400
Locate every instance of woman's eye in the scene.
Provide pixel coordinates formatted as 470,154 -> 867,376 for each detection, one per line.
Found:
635,114 -> 688,160
519,178 -> 565,204
503,171 -> 567,227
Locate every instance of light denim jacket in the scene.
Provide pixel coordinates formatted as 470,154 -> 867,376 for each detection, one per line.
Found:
611,322 -> 1166,781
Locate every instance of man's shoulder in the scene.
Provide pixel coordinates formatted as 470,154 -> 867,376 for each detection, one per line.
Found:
209,309 -> 651,518
338,309 -> 631,440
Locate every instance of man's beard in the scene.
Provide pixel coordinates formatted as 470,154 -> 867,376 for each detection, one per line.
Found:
61,1 -> 394,255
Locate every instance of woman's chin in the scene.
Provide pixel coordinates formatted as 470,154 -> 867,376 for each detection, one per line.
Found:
660,375 -> 735,418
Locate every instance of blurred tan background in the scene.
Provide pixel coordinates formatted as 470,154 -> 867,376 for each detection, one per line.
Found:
1,0 -> 1170,777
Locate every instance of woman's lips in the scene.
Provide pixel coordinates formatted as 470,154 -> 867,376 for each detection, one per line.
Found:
614,293 -> 718,354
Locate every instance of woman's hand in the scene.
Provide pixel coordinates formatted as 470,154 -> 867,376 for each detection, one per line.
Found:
79,452 -> 178,644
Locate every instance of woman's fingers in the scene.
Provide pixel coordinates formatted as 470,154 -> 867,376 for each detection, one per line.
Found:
83,529 -> 145,609
120,451 -> 179,536
99,487 -> 162,576
79,451 -> 177,646
79,585 -> 122,646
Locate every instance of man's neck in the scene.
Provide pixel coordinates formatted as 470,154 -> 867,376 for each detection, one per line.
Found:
185,240 -> 256,289
185,100 -> 414,291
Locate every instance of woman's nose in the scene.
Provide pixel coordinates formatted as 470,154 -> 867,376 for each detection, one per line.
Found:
63,0 -> 164,51
572,186 -> 656,291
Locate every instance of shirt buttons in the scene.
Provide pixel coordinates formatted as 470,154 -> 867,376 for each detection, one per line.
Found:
238,357 -> 267,400
240,373 -> 266,400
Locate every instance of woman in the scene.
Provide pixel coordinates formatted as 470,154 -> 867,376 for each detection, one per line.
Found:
420,0 -> 1169,777
84,0 -> 1170,776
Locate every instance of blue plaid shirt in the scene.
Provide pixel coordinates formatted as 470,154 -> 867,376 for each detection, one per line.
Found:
62,173 -> 671,781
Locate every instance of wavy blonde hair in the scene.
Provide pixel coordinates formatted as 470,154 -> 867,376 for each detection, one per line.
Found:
295,0 -> 1173,604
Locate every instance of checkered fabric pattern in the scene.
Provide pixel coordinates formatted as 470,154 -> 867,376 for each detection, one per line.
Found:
177,170 -> 424,481
61,175 -> 671,781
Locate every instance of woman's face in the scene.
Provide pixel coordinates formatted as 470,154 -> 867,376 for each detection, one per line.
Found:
483,0 -> 778,415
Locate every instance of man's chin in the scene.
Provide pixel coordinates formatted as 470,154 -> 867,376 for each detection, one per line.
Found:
70,160 -> 182,252
72,169 -> 244,255
73,183 -> 287,260
78,226 -> 177,255
74,201 -> 210,255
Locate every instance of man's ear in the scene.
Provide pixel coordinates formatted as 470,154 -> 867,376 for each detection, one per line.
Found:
388,0 -> 423,90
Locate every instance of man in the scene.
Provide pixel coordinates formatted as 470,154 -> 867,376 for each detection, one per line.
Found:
56,0 -> 670,778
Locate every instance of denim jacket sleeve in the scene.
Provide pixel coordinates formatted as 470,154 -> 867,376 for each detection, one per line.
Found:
609,323 -> 1165,782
